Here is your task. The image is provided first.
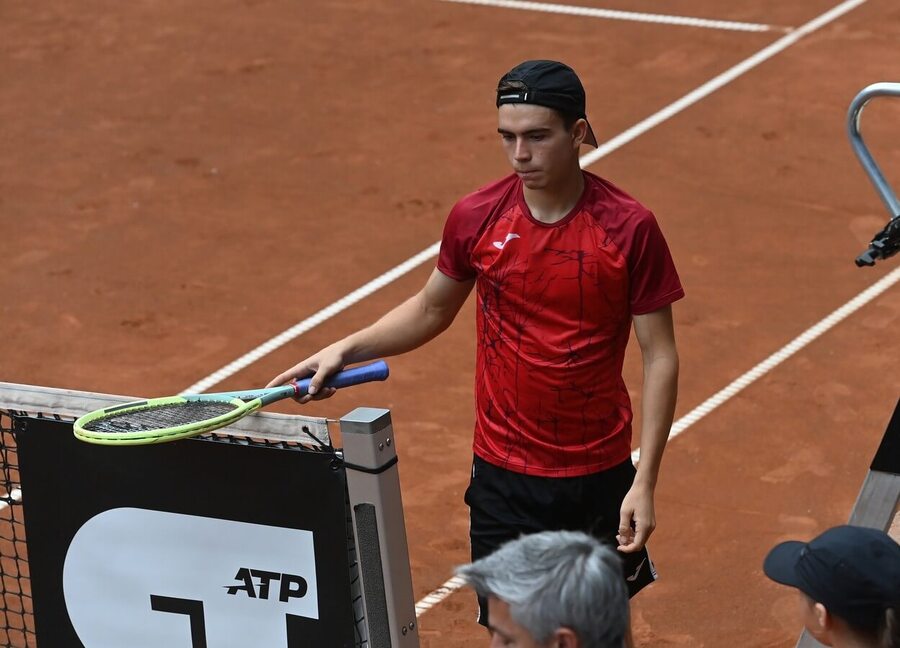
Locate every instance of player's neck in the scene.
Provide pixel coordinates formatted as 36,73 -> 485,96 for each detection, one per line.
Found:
523,168 -> 585,224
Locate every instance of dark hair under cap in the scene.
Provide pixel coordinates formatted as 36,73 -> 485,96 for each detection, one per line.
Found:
496,60 -> 598,148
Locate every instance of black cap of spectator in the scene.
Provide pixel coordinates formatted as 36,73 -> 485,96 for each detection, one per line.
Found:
763,525 -> 900,629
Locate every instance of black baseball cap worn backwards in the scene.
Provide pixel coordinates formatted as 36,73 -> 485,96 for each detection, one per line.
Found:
763,525 -> 900,629
496,60 -> 599,148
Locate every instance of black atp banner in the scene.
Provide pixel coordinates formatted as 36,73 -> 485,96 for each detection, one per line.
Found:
15,416 -> 356,648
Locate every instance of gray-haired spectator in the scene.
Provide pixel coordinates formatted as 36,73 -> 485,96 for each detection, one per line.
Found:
764,525 -> 900,648
456,530 -> 629,648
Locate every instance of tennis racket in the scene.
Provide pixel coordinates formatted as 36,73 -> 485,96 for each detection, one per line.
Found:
73,360 -> 389,446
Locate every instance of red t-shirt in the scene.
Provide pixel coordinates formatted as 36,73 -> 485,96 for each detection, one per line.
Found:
438,171 -> 684,477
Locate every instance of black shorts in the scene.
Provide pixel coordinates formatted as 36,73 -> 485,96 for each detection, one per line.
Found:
464,455 -> 657,627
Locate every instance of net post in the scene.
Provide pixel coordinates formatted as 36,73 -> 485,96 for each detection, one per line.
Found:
341,408 -> 419,648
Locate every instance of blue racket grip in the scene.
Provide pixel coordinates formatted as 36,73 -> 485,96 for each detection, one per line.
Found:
292,360 -> 389,396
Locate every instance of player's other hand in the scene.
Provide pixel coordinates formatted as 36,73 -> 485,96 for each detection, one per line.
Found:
616,482 -> 656,553
265,346 -> 345,403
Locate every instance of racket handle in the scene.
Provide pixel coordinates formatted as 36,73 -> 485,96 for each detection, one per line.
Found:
293,360 -> 390,396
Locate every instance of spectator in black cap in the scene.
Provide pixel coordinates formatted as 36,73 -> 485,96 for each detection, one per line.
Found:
270,59 -> 684,646
763,525 -> 900,648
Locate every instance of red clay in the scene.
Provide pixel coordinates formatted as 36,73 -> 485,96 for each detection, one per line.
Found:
3,1 -> 900,646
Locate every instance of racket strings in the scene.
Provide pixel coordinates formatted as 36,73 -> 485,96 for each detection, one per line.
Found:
83,401 -> 239,433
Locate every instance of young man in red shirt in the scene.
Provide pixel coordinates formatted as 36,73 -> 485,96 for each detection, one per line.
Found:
269,60 -> 683,644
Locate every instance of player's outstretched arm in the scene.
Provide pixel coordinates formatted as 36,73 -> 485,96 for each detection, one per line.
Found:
617,305 -> 679,552
266,268 -> 474,401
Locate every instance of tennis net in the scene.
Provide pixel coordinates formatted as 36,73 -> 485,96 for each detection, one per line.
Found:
0,405 -> 30,648
0,382 -> 371,648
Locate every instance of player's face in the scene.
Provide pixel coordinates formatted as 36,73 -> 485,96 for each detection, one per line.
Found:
497,104 -> 584,191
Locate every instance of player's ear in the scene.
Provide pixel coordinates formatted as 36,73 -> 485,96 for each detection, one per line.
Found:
571,119 -> 588,150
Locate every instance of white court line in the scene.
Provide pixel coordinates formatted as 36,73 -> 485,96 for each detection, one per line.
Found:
414,576 -> 467,617
182,243 -> 441,394
632,266 -> 900,463
440,0 -> 789,33
579,0 -> 868,169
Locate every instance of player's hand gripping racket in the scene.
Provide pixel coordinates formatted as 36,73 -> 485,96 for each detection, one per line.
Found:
73,360 -> 389,446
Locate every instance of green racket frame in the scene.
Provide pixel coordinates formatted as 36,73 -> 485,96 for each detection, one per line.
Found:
73,360 -> 389,445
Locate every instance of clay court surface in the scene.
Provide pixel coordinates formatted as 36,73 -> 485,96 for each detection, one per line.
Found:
3,0 -> 900,645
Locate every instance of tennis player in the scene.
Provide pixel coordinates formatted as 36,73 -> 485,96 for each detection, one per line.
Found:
269,59 -> 684,645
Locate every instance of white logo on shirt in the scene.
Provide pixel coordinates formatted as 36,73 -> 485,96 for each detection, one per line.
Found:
492,233 -> 521,250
